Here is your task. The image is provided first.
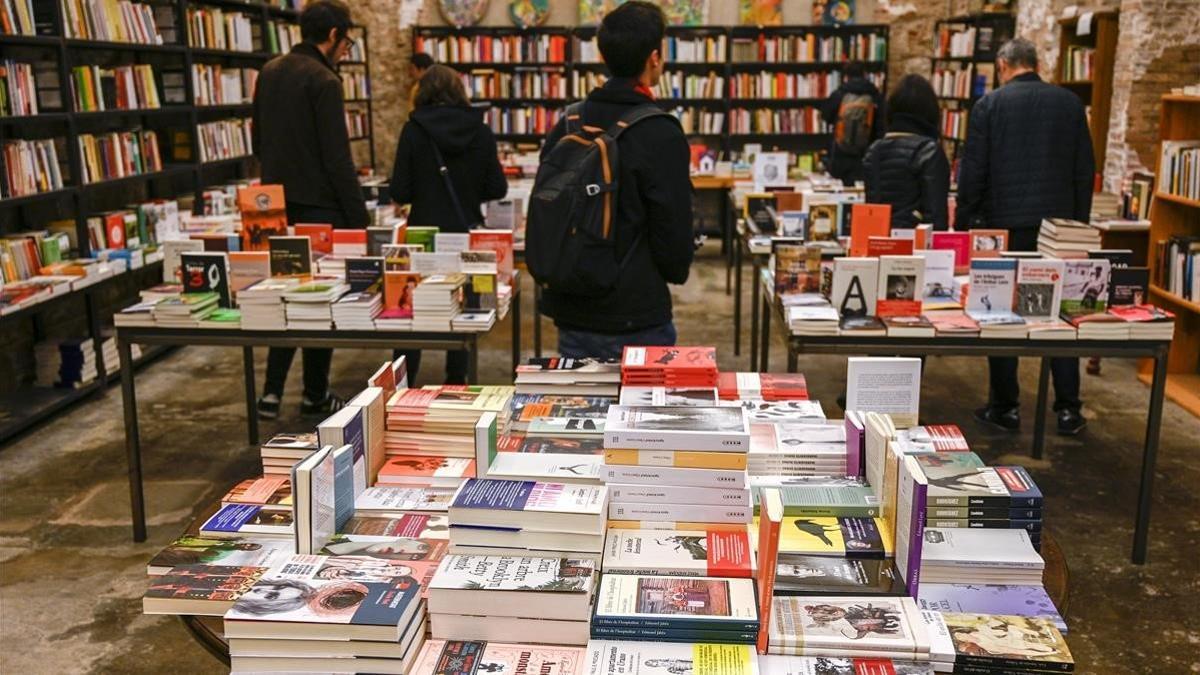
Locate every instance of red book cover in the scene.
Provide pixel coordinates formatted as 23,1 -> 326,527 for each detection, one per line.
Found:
469,229 -> 514,283
294,223 -> 334,255
850,203 -> 892,257
704,529 -> 754,578
332,229 -> 368,245
759,373 -> 809,400
931,231 -> 970,274
104,213 -> 126,248
866,236 -> 914,257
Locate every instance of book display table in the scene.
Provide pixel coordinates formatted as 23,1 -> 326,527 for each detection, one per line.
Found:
116,288 -> 521,543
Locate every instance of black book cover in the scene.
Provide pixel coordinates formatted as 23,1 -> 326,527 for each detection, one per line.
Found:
345,256 -> 384,293
463,273 -> 497,311
1108,267 -> 1149,306
773,556 -> 906,596
180,251 -> 231,308
268,236 -> 311,277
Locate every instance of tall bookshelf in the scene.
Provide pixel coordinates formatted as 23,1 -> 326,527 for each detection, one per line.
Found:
1142,94 -> 1200,416
340,24 -> 376,168
1054,11 -> 1118,169
413,24 -> 889,155
930,12 -> 1015,187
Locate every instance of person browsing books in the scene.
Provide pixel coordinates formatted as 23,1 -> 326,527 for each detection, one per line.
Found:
408,52 -> 433,106
389,64 -> 507,384
251,0 -> 368,418
862,74 -> 950,230
534,1 -> 695,359
820,62 -> 885,186
955,38 -> 1095,435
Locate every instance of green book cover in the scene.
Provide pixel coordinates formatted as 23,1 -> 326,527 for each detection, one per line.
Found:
757,485 -> 880,518
405,226 -> 439,252
39,238 -> 62,266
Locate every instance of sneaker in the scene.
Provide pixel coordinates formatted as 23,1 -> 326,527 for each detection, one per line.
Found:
301,392 -> 346,416
1056,409 -> 1087,436
257,394 -> 281,420
974,405 -> 1020,432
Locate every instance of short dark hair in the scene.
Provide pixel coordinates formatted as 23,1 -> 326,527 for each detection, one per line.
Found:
843,62 -> 865,79
997,38 -> 1038,70
415,64 -> 470,108
300,0 -> 352,45
886,74 -> 939,130
411,52 -> 434,70
597,1 -> 665,78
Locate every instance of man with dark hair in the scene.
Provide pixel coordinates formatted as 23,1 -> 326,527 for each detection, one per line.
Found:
821,62 -> 884,185
252,0 -> 368,418
408,52 -> 434,104
957,38 -> 1095,436
538,1 -> 694,359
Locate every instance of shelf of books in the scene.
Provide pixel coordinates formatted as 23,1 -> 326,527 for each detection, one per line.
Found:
930,12 -> 1014,187
1142,93 -> 1200,416
1054,10 -> 1118,169
339,24 -> 375,167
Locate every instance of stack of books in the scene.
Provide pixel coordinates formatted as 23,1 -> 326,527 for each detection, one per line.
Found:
602,404 -> 752,526
451,309 -> 495,332
351,485 -> 455,519
427,554 -> 597,645
237,278 -> 294,331
508,393 -> 611,434
331,290 -> 381,330
718,372 -> 809,401
413,640 -> 586,672
769,595 -> 930,659
283,278 -> 349,330
259,432 -> 319,476
749,420 -> 845,479
514,357 -> 621,396
1037,218 -> 1101,259
940,613 -> 1074,673
787,305 -> 840,335
920,528 -> 1045,584
384,386 -> 510,459
447,478 -> 608,559
152,292 -> 219,327
917,453 -> 1044,545
222,554 -> 426,673
113,300 -> 159,327
411,273 -> 464,331
592,573 -> 760,644
376,455 -> 475,488
620,345 -> 719,388
1109,304 -> 1176,339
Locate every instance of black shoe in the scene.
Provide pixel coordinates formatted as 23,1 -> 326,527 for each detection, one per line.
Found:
301,392 -> 346,417
257,394 -> 281,420
1056,409 -> 1087,436
974,406 -> 1020,432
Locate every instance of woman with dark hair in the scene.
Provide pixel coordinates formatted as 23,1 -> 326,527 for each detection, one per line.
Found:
862,74 -> 951,230
389,63 -> 507,384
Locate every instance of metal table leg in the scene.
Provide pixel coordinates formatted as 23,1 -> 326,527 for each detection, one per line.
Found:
786,344 -> 798,374
733,235 -> 743,356
750,255 -> 762,370
242,346 -> 258,446
533,283 -> 543,358
1032,357 -> 1050,459
723,191 -> 733,295
1132,345 -> 1170,564
119,336 -> 147,542
467,335 -> 480,384
760,291 -> 771,372
511,283 -> 522,375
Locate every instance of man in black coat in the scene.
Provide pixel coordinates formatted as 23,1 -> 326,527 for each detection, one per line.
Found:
251,0 -> 368,418
538,1 -> 694,359
821,63 -> 885,185
956,38 -> 1095,436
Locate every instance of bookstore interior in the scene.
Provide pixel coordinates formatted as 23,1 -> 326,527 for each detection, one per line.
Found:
1,0 -> 1199,673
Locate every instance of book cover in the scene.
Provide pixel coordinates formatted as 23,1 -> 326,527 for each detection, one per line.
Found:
831,257 -> 878,317
603,448 -> 747,470
602,464 -> 747,490
500,435 -> 605,455
969,229 -> 1008,259
894,456 -> 928,598
609,502 -> 752,524
201,503 -> 293,538
1015,259 -> 1064,320
846,358 -> 921,429
450,478 -> 607,517
382,243 -> 422,271
745,192 -> 778,232
144,564 -> 265,608
382,271 -> 420,316
293,445 -> 337,555
585,641 -> 759,675
875,256 -> 924,317
917,584 -> 1067,632
619,387 -> 720,407
221,476 -> 292,511
849,203 -> 892,257
344,256 -> 384,293
866,237 -> 914,257
147,535 -> 294,574
915,248 -> 958,308
434,232 -> 470,253
1108,266 -> 1149,306
378,455 -> 475,488
332,513 -> 449,541
775,485 -> 879,518
487,452 -> 602,483
469,229 -> 515,283
293,223 -> 333,255
606,484 -> 750,506
593,574 -> 759,631
773,516 -> 892,559
966,259 -> 1018,315
414,640 -> 586,675
773,557 -> 906,597
604,528 -> 753,578
941,613 -> 1073,671
769,595 -> 927,657
915,456 -> 1011,506
1060,259 -> 1111,318
931,231 -> 970,274
774,243 -> 821,295
268,236 -> 312,278
756,487 -> 783,654
180,251 -> 232,308
354,486 -> 455,513
920,529 -> 1042,568
318,406 -> 367,495
604,406 -> 750,452
430,554 -> 596,594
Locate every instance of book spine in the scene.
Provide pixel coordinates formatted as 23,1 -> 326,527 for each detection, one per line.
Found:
781,505 -> 879,518
952,662 -> 1074,675
603,428 -> 749,453
604,448 -> 748,470
927,496 -> 1043,508
602,465 -> 747,489
955,655 -> 1074,673
590,615 -> 760,633
589,625 -> 757,643
608,484 -> 750,506
608,502 -> 752,524
926,506 -> 1042,519
924,518 -> 1043,532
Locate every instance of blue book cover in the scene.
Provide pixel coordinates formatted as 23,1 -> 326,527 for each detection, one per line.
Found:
332,445 -> 356,531
451,478 -> 536,510
995,465 -> 1044,508
202,503 -> 259,532
589,624 -> 757,642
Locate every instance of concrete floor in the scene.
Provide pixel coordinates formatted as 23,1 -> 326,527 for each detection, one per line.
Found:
1,244 -> 1198,674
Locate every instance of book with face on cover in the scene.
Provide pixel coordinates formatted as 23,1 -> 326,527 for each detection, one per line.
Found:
586,641 -> 760,675
969,229 -> 1008,259
768,595 -> 930,658
603,528 -> 754,578
875,256 -> 925,317
604,405 -> 750,452
941,613 -> 1073,671
428,555 -> 597,620
414,640 -> 586,675
592,574 -> 760,632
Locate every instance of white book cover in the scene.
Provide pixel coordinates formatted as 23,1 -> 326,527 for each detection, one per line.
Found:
602,464 -> 748,490
593,574 -> 758,625
429,554 -> 596,593
831,257 -> 878,317
769,595 -> 928,656
845,357 -> 922,429
486,452 -> 603,483
739,400 -> 827,425
294,446 -> 336,555
1015,258 -> 1065,319
966,259 -> 1018,314
608,502 -> 753,524
412,251 -> 461,275
875,255 -> 925,317
618,386 -> 720,407
586,641 -> 759,675
921,528 -> 1044,568
920,609 -> 956,666
434,232 -> 470,253
604,406 -> 750,452
915,248 -> 957,305
753,151 -> 789,192
757,654 -> 928,675
602,528 -> 754,578
354,486 -> 454,512
608,484 -> 750,506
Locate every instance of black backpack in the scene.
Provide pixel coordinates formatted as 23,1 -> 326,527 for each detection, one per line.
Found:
526,101 -> 676,297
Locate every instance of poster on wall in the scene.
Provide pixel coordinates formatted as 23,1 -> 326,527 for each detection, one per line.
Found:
438,0 -> 490,28
822,0 -> 856,25
579,0 -> 625,25
510,0 -> 551,28
580,0 -> 707,26
739,0 -> 782,26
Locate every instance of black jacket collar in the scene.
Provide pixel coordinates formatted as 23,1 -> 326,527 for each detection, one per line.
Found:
1011,71 -> 1042,84
889,112 -> 939,139
588,77 -> 653,105
291,42 -> 336,73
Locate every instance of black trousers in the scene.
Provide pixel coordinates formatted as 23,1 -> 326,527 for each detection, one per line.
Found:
986,228 -> 1081,413
262,203 -> 348,401
393,349 -> 469,385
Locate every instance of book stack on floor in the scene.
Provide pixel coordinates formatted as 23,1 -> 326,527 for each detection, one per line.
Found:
412,273 -> 464,331
34,337 -> 124,388
1036,218 -> 1101,259
916,452 -> 1045,550
260,432 -> 319,476
237,278 -> 294,331
427,554 -> 598,645
514,357 -> 621,397
151,292 -> 218,327
283,278 -> 349,330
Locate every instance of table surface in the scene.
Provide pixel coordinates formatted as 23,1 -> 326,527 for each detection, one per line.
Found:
174,502 -> 1070,665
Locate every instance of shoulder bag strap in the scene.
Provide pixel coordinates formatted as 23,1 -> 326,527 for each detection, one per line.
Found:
408,116 -> 473,231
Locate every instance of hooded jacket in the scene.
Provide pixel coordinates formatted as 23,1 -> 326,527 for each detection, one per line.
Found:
862,112 -> 951,230
389,104 -> 508,230
820,76 -> 885,184
955,72 -> 1094,233
252,43 -> 369,228
537,77 -> 695,334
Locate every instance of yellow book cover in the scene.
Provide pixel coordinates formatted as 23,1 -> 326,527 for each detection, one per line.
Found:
754,516 -> 894,559
604,448 -> 748,470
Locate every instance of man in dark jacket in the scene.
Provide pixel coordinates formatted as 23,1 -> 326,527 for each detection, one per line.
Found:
251,0 -> 368,418
956,38 -> 1095,436
538,1 -> 694,359
821,63 -> 884,185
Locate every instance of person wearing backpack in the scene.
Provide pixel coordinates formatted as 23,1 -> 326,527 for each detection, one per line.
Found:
389,64 -> 507,383
862,74 -> 950,230
528,1 -> 694,359
820,63 -> 884,185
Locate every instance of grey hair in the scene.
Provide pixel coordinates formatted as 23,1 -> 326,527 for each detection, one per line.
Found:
997,38 -> 1038,69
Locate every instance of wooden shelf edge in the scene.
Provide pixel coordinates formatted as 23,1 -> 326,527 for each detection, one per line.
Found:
1136,371 -> 1200,419
1149,285 -> 1200,314
1162,94 -> 1200,104
1154,191 -> 1200,209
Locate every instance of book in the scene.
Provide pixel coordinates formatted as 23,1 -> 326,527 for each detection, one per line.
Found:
941,613 -> 1074,672
267,235 -> 311,277
849,203 -> 892,257
845,358 -> 921,429
414,640 -> 586,674
875,255 -> 924,317
768,596 -> 929,658
1015,258 -> 1065,320
830,258 -> 878,317
966,258 -> 1018,316
592,574 -> 759,633
344,256 -> 384,293
428,555 -> 596,620
604,405 -> 750,452
866,236 -> 914,257
620,386 -> 720,407
607,484 -> 750,506
377,455 -> 475,488
180,251 -> 232,308
143,565 -> 266,615
602,464 -> 747,490
915,248 -> 958,309
609,502 -> 752,524
757,654 -> 929,674
882,315 -> 935,338
969,229 -> 1008,259
920,528 -> 1044,570
221,476 -> 292,512
931,231 -> 970,274
917,583 -> 1067,633
756,487 -> 783,654
603,528 -> 754,578
894,455 -> 928,597
200,503 -> 293,539
429,613 -> 589,646
773,485 -> 879,518
773,557 -> 906,597
716,372 -> 809,402
772,516 -> 892,559
318,406 -> 367,495
585,641 -> 759,674
354,486 -> 455,513
291,445 -> 335,555
1060,258 -> 1111,319
486,452 -> 603,483
146,535 -> 295,575
603,448 -> 748,470
293,223 -> 333,254
838,315 -> 887,336
449,478 -> 608,534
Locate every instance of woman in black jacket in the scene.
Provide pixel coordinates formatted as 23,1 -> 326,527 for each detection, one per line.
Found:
862,74 -> 950,230
390,64 -> 508,383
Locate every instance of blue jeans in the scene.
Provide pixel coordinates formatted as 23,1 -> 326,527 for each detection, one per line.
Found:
558,322 -> 677,360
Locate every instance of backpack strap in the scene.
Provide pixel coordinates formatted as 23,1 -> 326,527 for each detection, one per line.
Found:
563,101 -> 586,135
409,116 -> 474,231
604,102 -> 678,141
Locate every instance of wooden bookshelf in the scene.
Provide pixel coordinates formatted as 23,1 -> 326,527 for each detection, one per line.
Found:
1142,94 -> 1200,416
1055,11 -> 1118,169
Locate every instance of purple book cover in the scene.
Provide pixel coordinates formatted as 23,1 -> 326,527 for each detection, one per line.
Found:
451,478 -> 536,510
844,412 -> 864,477
905,477 -> 926,599
917,583 -> 1067,633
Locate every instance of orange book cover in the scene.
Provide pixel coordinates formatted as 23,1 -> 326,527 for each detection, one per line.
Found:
850,203 -> 892,257
755,486 -> 782,655
294,223 -> 334,255
237,184 -> 284,213
382,271 -> 420,315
